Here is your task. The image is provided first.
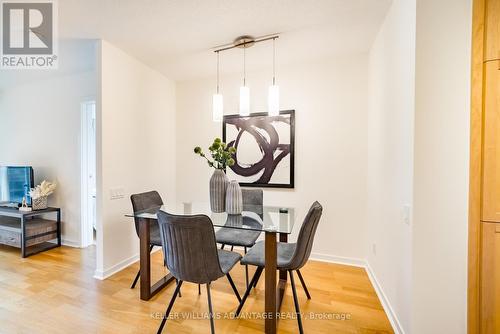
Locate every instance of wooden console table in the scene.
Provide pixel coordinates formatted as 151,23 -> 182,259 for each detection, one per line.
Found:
0,207 -> 61,257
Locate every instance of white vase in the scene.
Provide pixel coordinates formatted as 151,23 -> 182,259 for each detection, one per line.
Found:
210,169 -> 228,213
225,180 -> 243,215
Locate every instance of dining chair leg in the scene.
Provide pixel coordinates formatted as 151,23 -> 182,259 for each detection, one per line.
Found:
220,244 -> 225,250
131,244 -> 154,289
206,283 -> 215,334
175,279 -> 182,298
198,284 -> 201,295
226,273 -> 242,302
236,266 -> 263,316
289,271 -> 304,334
244,247 -> 249,288
230,245 -> 234,251
157,280 -> 183,334
130,270 -> 140,289
296,269 -> 311,299
252,266 -> 263,289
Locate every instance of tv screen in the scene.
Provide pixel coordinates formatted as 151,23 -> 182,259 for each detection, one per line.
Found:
0,166 -> 34,206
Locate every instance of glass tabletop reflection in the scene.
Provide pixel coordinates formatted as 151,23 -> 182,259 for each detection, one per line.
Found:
125,202 -> 298,234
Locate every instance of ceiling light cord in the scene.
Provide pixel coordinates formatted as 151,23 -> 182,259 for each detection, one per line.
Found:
216,51 -> 220,94
272,38 -> 276,85
212,50 -> 223,122
268,37 -> 279,117
243,47 -> 246,86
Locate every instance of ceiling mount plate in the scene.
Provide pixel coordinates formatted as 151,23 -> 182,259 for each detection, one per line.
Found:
234,35 -> 255,49
213,34 -> 278,53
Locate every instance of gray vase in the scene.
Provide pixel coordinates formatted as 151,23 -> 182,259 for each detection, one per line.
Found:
225,180 -> 243,215
210,169 -> 228,213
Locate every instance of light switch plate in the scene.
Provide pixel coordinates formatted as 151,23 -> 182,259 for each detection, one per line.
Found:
402,204 -> 411,225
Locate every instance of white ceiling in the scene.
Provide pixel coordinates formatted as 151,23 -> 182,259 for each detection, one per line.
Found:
57,0 -> 391,81
0,40 -> 96,90
0,0 -> 391,87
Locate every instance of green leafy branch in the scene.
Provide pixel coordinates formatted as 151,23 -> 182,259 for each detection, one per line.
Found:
194,138 -> 236,170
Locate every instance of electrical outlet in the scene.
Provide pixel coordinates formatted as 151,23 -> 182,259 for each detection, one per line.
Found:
109,187 -> 125,200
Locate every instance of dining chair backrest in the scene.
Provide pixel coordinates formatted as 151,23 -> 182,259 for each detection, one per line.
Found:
286,201 -> 323,270
241,188 -> 264,226
130,191 -> 163,237
157,211 -> 225,284
242,188 -> 263,206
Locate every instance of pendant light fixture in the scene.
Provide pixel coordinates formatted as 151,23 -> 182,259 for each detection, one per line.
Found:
268,37 -> 279,116
212,34 -> 279,119
239,45 -> 250,116
212,51 -> 223,122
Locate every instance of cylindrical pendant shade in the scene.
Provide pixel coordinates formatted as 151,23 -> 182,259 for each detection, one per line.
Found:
239,86 -> 250,116
268,85 -> 279,116
213,94 -> 223,122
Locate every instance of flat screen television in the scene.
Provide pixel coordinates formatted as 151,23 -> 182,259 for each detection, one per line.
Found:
0,166 -> 34,207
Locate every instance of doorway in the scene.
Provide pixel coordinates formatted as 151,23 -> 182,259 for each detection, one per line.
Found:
81,99 -> 97,248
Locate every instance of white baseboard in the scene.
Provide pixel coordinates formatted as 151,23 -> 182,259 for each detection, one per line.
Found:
62,239 -> 81,248
93,246 -> 161,280
94,253 -> 139,280
310,253 -> 404,334
310,252 -> 366,267
364,261 -> 405,334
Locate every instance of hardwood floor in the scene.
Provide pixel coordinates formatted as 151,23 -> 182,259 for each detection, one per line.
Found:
0,245 -> 393,334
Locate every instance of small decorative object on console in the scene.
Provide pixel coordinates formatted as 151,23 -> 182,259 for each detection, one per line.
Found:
30,180 -> 57,210
19,197 -> 32,212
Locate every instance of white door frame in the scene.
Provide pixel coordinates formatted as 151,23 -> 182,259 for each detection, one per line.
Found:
80,99 -> 96,248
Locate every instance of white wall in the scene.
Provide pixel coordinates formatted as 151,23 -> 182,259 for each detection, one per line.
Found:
176,55 -> 369,260
96,40 -> 176,278
366,0 -> 416,332
367,0 -> 472,332
412,0 -> 471,333
0,41 -> 97,246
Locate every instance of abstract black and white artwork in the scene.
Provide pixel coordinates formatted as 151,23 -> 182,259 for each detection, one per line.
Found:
222,110 -> 295,188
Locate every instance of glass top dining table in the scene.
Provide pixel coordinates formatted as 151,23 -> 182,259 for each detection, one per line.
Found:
125,201 -> 300,333
125,202 -> 298,234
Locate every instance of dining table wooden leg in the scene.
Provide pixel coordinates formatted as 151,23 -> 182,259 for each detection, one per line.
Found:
264,231 -> 277,334
138,218 -> 175,301
139,219 -> 152,301
277,233 -> 288,313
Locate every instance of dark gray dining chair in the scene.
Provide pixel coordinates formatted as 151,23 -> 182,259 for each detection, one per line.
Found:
215,188 -> 263,288
235,201 -> 323,334
130,191 -> 164,289
156,210 -> 242,334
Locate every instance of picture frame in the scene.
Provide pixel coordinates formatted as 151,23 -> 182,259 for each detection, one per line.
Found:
222,110 -> 295,188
